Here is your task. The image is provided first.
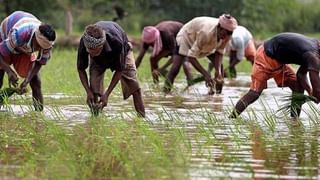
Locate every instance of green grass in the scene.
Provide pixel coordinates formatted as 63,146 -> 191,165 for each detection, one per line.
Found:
41,47 -> 81,94
39,48 -> 253,94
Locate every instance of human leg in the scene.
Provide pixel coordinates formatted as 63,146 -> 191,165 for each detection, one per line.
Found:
121,49 -> 145,117
163,54 -> 184,93
132,89 -> 145,117
207,52 -> 225,93
182,59 -> 193,85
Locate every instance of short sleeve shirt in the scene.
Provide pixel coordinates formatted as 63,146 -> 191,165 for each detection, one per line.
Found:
176,16 -> 228,58
264,32 -> 320,72
77,21 -> 130,72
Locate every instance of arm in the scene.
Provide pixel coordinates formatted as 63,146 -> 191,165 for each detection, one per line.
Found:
77,39 -> 91,95
150,54 -> 162,83
230,90 -> 261,118
208,52 -> 224,81
0,54 -> 18,87
187,57 -> 209,77
99,70 -> 122,108
101,37 -> 124,99
296,66 -> 312,95
78,68 -> 91,95
187,56 -> 213,87
135,43 -> 148,68
150,54 -> 161,71
309,70 -> 320,102
301,51 -> 320,100
78,67 -> 96,106
20,61 -> 42,90
77,38 -> 95,105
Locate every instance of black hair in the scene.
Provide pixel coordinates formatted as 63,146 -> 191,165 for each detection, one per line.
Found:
39,23 -> 56,41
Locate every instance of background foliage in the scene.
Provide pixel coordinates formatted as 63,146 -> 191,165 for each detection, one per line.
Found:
1,0 -> 320,38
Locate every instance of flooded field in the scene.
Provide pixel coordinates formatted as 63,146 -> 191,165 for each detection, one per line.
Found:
1,74 -> 320,179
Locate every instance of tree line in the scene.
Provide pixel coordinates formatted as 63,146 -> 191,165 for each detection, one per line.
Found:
1,0 -> 320,37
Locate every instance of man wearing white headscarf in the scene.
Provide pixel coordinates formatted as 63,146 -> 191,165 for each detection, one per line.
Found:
226,25 -> 256,78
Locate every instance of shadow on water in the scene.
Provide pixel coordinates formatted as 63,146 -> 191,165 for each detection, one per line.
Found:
1,74 -> 320,179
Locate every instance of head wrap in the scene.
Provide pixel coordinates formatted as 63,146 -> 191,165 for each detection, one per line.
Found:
35,28 -> 54,49
142,26 -> 162,57
83,28 -> 106,49
219,14 -> 238,32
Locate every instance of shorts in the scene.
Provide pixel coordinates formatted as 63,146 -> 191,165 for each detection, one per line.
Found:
250,46 -> 296,92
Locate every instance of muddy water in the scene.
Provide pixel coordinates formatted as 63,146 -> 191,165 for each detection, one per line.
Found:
2,73 -> 320,179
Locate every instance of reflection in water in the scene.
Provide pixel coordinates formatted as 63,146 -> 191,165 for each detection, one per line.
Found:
251,126 -> 266,180
1,74 -> 320,179
209,95 -> 223,112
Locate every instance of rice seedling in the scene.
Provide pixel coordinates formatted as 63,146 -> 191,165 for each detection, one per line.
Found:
277,92 -> 317,117
0,87 -> 18,105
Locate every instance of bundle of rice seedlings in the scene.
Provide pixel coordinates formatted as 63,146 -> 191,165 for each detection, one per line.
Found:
277,92 -> 317,116
89,103 -> 102,117
0,87 -> 18,104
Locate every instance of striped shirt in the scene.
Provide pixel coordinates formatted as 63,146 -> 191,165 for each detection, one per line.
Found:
0,11 -> 51,65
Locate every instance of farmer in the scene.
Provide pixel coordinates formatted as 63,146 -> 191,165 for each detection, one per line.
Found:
77,21 -> 145,117
0,11 -> 56,111
230,32 -> 320,118
223,25 -> 256,78
164,14 -> 238,94
135,21 -> 193,84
